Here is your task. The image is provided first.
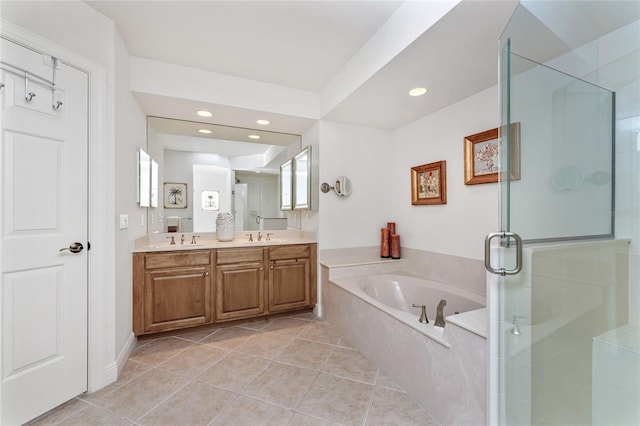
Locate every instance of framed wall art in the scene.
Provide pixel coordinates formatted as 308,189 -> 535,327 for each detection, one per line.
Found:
163,182 -> 187,209
411,160 -> 447,205
201,190 -> 220,211
464,122 -> 521,185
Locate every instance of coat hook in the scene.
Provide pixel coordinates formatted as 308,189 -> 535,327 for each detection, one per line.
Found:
0,83 -> 4,91
53,100 -> 63,110
24,71 -> 35,102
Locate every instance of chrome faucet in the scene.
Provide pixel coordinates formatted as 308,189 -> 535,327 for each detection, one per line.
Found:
180,234 -> 185,245
257,232 -> 263,241
246,233 -> 253,242
191,235 -> 200,245
434,299 -> 446,328
412,304 -> 428,324
266,232 -> 273,241
166,236 -> 176,245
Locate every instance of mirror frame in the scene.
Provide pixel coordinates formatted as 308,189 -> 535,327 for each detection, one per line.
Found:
293,148 -> 310,210
138,148 -> 151,207
280,158 -> 293,210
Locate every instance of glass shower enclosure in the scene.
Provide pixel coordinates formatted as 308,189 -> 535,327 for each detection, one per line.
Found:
492,2 -> 640,424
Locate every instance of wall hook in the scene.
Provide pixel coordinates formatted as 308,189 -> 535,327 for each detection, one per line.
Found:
24,71 -> 36,102
53,100 -> 63,110
0,83 -> 5,91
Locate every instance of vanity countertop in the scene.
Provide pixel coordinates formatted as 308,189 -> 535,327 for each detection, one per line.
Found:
132,230 -> 317,253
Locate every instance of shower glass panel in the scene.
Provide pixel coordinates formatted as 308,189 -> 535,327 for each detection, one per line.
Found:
496,3 -> 639,425
507,53 -> 614,243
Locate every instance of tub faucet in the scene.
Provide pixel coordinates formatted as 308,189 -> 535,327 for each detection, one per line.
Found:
435,299 -> 446,328
412,304 -> 428,324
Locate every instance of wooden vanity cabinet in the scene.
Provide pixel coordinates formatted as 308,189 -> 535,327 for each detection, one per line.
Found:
268,244 -> 317,312
133,243 -> 317,336
133,250 -> 213,335
215,248 -> 267,322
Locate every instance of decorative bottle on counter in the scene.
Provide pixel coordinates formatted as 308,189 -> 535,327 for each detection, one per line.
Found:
391,234 -> 401,259
216,212 -> 235,241
381,228 -> 390,258
387,222 -> 396,235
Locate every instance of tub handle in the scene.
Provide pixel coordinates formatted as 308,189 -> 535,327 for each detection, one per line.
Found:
484,231 -> 522,276
412,304 -> 429,324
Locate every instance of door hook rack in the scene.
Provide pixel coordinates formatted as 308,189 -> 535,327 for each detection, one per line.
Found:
0,58 -> 63,110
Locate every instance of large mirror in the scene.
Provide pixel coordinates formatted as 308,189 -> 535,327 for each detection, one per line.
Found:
146,117 -> 301,233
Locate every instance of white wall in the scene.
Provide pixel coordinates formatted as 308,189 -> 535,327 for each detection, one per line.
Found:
113,29 -> 148,362
390,86 -> 500,260
114,32 -> 147,360
316,88 -> 500,260
318,121 -> 392,248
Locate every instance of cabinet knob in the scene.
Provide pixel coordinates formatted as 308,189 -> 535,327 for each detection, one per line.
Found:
204,271 -> 209,276
259,267 -> 264,271
270,265 -> 274,270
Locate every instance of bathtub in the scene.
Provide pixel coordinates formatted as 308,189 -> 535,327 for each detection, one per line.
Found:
338,273 -> 484,346
323,273 -> 487,425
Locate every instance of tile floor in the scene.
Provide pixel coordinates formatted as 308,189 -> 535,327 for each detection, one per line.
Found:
30,313 -> 439,425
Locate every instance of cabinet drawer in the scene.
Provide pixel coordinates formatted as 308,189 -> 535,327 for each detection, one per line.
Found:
217,248 -> 264,265
269,245 -> 310,260
144,250 -> 211,270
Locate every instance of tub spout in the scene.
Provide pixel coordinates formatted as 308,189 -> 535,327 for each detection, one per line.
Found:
434,299 -> 446,328
412,304 -> 429,324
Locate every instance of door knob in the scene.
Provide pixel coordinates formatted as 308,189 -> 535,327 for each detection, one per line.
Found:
59,242 -> 84,253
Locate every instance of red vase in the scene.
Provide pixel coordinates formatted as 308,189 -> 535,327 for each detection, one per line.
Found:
391,234 -> 401,259
381,228 -> 390,258
387,222 -> 396,235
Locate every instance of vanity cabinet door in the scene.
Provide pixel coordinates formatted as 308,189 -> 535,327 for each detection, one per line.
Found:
216,261 -> 266,321
267,244 -> 317,313
143,266 -> 212,333
268,257 -> 311,312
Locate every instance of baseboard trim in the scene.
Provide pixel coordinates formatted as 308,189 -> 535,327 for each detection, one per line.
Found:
101,332 -> 136,388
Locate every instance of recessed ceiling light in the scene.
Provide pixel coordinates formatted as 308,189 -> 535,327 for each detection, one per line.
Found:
248,134 -> 261,140
196,110 -> 212,117
198,129 -> 212,134
409,87 -> 428,97
256,119 -> 270,125
255,171 -> 262,174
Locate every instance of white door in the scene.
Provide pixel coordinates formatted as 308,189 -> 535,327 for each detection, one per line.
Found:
0,38 -> 89,425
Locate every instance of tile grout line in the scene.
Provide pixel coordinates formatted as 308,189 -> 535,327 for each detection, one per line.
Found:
41,313 -> 437,425
290,339 -> 340,421
130,371 -> 193,425
362,382 -> 376,426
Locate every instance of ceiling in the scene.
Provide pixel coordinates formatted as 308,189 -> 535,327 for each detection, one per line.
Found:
86,0 -> 403,92
85,0 -> 520,132
84,0 -> 638,135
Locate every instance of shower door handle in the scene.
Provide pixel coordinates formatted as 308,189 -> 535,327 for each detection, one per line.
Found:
484,231 -> 522,276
